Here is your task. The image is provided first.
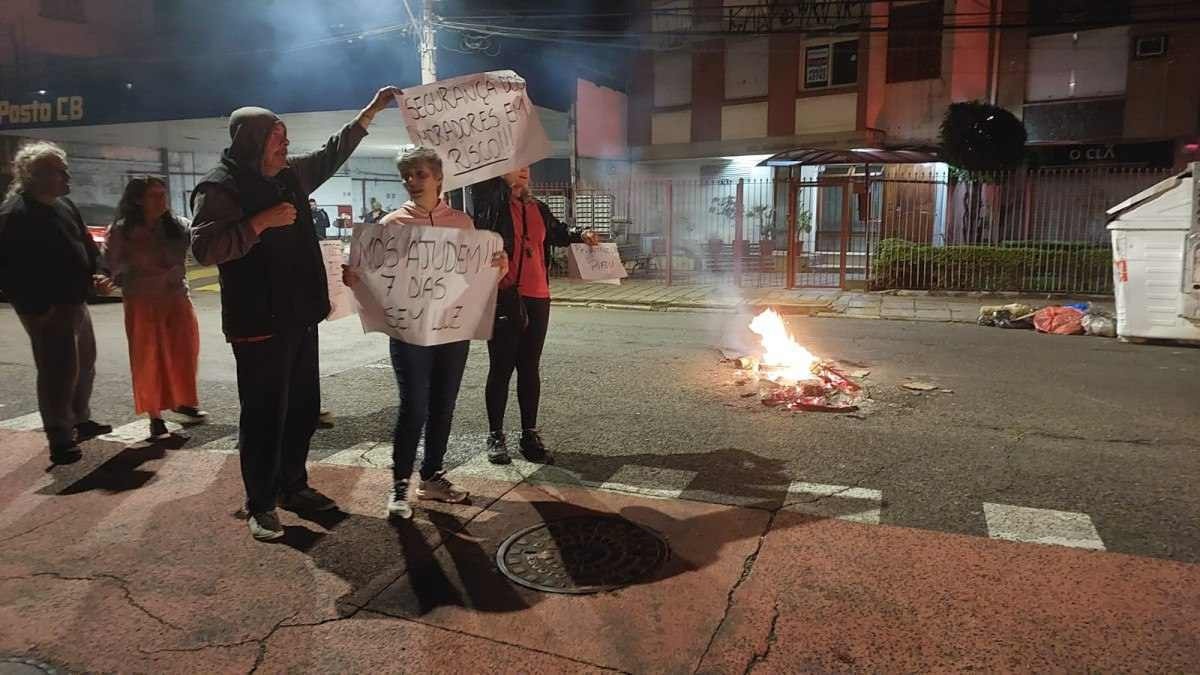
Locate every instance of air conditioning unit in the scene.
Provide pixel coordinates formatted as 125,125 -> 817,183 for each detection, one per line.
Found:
1135,35 -> 1168,58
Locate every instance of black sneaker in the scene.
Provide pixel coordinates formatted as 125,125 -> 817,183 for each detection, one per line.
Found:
74,420 -> 113,440
519,429 -> 554,465
49,441 -> 82,465
486,431 -> 511,465
278,486 -> 337,512
317,410 -> 334,429
172,406 -> 209,422
149,418 -> 170,440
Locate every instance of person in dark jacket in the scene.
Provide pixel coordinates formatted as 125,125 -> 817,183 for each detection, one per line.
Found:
471,167 -> 598,466
191,86 -> 400,542
309,199 -> 331,240
0,141 -> 114,463
363,198 -> 385,224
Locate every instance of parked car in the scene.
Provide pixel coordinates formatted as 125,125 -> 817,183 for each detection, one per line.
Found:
74,203 -> 121,301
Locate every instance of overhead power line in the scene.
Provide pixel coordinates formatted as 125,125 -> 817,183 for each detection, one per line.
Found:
435,13 -> 1200,53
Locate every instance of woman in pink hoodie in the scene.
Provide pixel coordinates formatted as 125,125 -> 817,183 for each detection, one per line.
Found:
344,147 -> 506,520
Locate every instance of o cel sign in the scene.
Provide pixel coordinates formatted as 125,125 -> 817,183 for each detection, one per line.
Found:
0,96 -> 85,126
1068,145 -> 1116,162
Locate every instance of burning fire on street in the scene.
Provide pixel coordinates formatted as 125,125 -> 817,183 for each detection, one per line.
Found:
726,309 -> 867,413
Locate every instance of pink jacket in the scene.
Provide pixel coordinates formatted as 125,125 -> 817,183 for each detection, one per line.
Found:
380,200 -> 474,230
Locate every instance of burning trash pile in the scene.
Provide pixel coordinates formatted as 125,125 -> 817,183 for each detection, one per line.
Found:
725,309 -> 868,413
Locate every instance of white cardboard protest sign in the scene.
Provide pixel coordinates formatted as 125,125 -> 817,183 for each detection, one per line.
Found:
567,243 -> 628,284
399,70 -> 551,192
349,223 -> 504,346
320,240 -> 354,321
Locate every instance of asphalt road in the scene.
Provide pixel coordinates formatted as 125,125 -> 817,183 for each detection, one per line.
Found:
2,292 -> 1198,562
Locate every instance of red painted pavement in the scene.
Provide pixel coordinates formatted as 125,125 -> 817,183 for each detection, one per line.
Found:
0,429 -> 1196,673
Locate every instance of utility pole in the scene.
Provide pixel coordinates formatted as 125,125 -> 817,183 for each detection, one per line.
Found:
419,0 -> 437,84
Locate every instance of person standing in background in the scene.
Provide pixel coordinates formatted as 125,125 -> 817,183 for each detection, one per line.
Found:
0,141 -> 114,463
309,198 -> 331,240
363,197 -> 385,224
104,176 -> 208,441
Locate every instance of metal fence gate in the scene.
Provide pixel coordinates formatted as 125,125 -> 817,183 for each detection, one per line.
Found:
534,166 -> 1172,294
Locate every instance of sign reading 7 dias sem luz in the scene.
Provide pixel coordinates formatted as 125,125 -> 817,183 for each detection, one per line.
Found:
399,70 -> 551,192
349,223 -> 504,346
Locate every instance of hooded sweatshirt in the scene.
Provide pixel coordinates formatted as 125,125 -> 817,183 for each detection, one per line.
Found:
190,107 -> 366,339
380,200 -> 474,230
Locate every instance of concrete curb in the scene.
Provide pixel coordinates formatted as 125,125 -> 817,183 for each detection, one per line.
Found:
551,298 -> 831,315
553,298 -> 994,324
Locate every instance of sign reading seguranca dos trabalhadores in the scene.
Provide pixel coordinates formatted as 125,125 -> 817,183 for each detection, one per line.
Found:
398,70 -> 551,192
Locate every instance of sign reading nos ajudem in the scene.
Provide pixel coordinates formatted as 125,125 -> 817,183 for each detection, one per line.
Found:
349,223 -> 504,346
399,70 -> 551,192
0,96 -> 85,127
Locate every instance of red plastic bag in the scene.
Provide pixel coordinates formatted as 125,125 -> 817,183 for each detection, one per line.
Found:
1033,306 -> 1085,335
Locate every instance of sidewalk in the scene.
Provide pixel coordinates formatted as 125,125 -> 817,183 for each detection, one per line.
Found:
1,428 -> 1195,673
549,279 -> 1115,322
185,266 -> 1114,323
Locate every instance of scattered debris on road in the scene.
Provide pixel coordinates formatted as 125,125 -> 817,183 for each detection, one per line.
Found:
979,302 -> 1117,338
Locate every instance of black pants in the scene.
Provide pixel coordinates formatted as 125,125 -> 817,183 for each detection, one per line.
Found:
17,304 -> 96,447
486,296 -> 550,432
231,326 -> 320,514
389,338 -> 470,482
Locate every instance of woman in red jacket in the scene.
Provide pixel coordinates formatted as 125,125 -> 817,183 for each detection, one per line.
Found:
472,167 -> 597,465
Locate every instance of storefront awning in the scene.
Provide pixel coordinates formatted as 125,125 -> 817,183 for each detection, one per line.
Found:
759,145 -> 941,167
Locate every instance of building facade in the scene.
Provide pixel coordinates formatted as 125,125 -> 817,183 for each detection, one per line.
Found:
625,0 -> 1200,176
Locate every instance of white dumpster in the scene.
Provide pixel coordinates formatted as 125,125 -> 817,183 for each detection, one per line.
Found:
1106,167 -> 1200,343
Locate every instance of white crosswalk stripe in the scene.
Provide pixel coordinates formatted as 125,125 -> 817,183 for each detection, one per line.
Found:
0,411 -> 1112,553
787,481 -> 883,525
983,502 -> 1106,551
0,412 -> 44,432
322,442 -> 388,468
599,465 -> 698,500
98,419 -> 183,445
197,434 -> 239,453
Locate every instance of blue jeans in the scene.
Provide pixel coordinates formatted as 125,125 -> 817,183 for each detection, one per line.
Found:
389,338 -> 470,482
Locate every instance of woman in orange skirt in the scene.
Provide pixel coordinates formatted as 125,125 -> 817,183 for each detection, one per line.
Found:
104,177 -> 206,440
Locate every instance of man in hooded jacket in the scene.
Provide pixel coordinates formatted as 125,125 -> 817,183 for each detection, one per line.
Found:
191,86 -> 400,541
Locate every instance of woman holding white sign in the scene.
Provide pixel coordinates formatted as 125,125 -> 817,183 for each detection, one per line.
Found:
343,147 -> 507,520
473,168 -> 598,466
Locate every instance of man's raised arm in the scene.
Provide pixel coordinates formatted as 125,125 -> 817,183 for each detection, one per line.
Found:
289,86 -> 403,195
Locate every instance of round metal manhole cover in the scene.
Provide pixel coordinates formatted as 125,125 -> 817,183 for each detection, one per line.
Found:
496,516 -> 670,594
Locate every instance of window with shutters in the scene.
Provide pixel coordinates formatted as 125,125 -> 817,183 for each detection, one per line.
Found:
654,51 -> 693,107
886,1 -> 942,83
725,37 -> 770,100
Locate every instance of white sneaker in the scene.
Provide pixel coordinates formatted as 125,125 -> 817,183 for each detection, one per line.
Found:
248,510 -> 285,541
387,480 -> 413,519
417,471 -> 468,503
